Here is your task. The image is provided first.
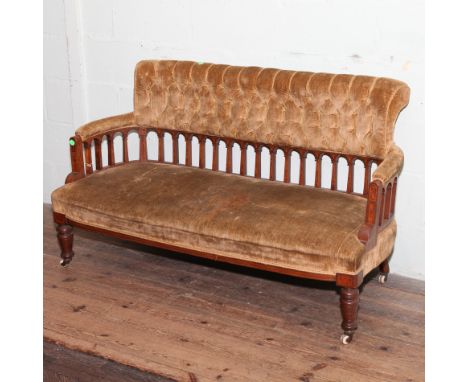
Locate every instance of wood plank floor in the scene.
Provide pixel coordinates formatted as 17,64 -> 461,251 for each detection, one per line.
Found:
44,340 -> 175,382
43,204 -> 424,382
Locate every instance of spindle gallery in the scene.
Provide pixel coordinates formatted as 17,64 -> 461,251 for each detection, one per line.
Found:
51,60 -> 410,343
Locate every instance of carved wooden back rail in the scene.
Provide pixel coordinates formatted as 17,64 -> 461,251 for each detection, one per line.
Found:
67,125 -> 398,247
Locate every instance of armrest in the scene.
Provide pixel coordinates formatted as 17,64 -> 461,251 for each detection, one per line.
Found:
65,112 -> 135,184
358,144 -> 403,248
75,112 -> 136,141
372,144 -> 404,185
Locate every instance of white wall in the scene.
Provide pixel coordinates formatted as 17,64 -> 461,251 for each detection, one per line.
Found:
44,0 -> 424,279
44,0 -> 74,202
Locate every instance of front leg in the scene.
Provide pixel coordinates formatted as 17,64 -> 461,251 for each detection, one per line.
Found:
340,287 -> 359,344
56,224 -> 74,266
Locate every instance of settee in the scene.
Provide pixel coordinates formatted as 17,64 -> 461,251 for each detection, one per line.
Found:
51,60 -> 410,343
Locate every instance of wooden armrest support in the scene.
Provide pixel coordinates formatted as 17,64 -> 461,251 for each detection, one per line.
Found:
358,180 -> 383,248
358,177 -> 399,249
65,135 -> 85,184
358,144 -> 403,248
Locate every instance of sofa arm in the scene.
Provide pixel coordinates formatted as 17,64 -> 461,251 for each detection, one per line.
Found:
75,112 -> 136,141
372,144 -> 404,185
358,144 -> 403,249
64,112 -> 136,183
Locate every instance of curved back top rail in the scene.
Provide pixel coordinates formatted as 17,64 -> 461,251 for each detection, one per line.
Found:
134,60 -> 410,159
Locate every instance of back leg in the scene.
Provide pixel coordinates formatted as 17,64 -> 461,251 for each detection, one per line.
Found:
378,258 -> 390,284
56,224 -> 74,266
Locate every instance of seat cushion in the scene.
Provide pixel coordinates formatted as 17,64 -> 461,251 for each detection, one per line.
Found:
52,162 -> 396,276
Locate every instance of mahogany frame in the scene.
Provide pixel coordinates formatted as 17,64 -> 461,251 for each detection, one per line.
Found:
54,123 -> 398,343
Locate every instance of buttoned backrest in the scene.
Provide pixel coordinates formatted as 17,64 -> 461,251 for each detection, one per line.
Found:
134,60 -> 409,158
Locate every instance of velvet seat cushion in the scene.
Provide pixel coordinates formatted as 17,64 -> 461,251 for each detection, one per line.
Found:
52,162 -> 395,276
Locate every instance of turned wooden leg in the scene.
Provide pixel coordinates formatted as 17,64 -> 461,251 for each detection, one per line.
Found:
57,224 -> 74,266
340,287 -> 359,344
378,258 -> 390,284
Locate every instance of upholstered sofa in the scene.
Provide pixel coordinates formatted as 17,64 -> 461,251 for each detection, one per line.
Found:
51,60 -> 410,344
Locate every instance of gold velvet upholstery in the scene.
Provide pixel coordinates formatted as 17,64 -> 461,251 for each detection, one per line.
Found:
76,112 -> 136,140
372,144 -> 404,183
52,162 -> 396,276
133,60 -> 410,158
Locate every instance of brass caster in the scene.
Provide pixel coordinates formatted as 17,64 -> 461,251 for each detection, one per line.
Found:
340,333 -> 353,345
60,259 -> 71,267
378,274 -> 388,284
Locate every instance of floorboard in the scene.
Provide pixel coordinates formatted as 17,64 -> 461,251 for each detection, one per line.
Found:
43,204 -> 424,382
44,340 -> 175,382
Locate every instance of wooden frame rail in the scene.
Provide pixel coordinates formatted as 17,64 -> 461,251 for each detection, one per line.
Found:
66,125 -> 382,198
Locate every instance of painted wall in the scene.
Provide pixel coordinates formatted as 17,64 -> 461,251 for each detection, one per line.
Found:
44,0 -> 424,279
44,0 -> 74,202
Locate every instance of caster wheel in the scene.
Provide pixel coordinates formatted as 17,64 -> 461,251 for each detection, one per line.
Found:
60,259 -> 71,267
378,274 -> 388,284
340,333 -> 353,345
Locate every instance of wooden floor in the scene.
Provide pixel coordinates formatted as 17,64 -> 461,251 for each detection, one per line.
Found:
44,340 -> 175,382
44,204 -> 424,382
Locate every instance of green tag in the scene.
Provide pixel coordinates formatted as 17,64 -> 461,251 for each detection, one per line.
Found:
69,138 -> 76,147
197,61 -> 204,65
